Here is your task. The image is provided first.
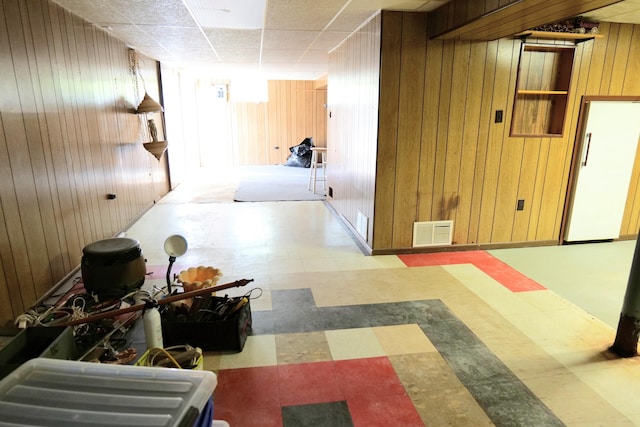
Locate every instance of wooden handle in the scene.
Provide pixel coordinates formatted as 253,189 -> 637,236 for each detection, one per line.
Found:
58,278 -> 254,327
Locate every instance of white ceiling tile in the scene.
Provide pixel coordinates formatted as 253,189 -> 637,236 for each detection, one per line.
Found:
218,48 -> 261,63
204,29 -> 262,49
325,2 -> 379,32
264,0 -> 347,31
185,0 -> 266,29
51,0 -> 129,23
109,0 -> 196,26
309,31 -> 352,50
51,0 -> 640,81
299,50 -> 330,64
262,30 -> 320,50
141,26 -> 209,48
261,49 -> 307,63
103,24 -> 160,47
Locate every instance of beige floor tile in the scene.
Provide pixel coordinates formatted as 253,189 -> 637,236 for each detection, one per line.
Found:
325,327 -> 385,360
373,324 -> 438,355
492,342 -> 568,380
412,387 -> 495,427
389,353 -> 463,393
216,335 -> 277,370
574,364 -> 640,417
275,331 -> 333,364
524,371 -> 634,426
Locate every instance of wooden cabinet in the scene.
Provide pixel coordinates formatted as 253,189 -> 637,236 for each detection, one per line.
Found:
510,43 -> 576,137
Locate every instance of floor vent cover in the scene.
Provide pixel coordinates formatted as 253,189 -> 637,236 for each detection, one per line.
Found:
413,220 -> 453,247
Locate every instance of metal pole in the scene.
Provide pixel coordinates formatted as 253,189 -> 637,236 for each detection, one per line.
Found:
611,237 -> 640,357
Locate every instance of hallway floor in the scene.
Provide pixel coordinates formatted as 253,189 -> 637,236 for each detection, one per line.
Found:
124,172 -> 640,426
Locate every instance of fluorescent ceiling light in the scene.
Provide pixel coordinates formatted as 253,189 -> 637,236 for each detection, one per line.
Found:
184,0 -> 266,29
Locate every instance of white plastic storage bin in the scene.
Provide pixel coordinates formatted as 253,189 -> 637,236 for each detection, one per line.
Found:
0,358 -> 216,427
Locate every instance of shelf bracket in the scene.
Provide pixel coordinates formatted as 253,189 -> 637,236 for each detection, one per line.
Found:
574,36 -> 597,45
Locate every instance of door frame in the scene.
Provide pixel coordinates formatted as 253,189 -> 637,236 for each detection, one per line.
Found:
560,95 -> 640,244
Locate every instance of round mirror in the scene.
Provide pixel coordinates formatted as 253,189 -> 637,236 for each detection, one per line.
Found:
164,234 -> 188,257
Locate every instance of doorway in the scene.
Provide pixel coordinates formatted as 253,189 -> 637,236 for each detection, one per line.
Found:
564,99 -> 640,242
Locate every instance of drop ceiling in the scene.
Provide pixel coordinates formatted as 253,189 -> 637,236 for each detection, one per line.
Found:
50,0 -> 640,81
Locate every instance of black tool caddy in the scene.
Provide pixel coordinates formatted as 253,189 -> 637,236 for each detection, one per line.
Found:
161,294 -> 252,352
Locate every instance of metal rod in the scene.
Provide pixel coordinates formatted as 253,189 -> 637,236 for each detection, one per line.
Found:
58,278 -> 254,327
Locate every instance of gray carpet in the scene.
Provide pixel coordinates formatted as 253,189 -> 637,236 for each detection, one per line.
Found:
233,165 -> 326,202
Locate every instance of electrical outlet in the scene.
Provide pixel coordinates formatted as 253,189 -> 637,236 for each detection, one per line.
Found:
517,199 -> 525,211
495,110 -> 503,123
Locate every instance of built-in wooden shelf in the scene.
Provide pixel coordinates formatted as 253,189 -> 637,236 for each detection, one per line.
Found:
511,43 -> 576,137
514,30 -> 604,42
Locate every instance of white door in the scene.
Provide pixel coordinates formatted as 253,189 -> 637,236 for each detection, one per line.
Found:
565,101 -> 640,242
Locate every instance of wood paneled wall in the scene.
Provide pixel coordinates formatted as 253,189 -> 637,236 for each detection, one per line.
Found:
170,78 -> 327,168
328,10 -> 640,253
326,14 -> 381,248
375,13 -> 640,251
0,0 -> 169,326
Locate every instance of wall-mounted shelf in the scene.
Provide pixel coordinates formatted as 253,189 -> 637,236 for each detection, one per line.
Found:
511,43 -> 576,137
514,30 -> 604,43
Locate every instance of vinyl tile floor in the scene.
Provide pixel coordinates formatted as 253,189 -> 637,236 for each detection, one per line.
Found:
122,171 -> 640,427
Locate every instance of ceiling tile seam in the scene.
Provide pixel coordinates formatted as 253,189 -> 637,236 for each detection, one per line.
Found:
180,0 -> 222,62
259,0 -> 268,72
294,0 -> 355,67
329,9 -> 381,54
100,0 -> 178,60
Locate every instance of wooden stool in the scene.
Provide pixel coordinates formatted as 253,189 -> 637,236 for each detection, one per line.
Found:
308,147 -> 327,194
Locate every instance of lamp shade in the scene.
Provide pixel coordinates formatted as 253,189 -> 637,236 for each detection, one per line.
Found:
137,92 -> 163,113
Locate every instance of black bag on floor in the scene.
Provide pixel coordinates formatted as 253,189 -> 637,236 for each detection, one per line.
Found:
285,137 -> 313,168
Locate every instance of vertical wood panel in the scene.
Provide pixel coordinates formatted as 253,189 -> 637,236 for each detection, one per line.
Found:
431,42 -> 453,222
328,13 -> 381,249
442,41 -> 470,232
392,12 -> 427,248
374,12 -> 401,249
491,41 -> 522,243
455,42 -> 486,244
476,39 -> 512,243
416,40 -> 442,228
467,41 -> 498,244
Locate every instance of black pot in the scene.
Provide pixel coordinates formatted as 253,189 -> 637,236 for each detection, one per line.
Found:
81,237 -> 146,300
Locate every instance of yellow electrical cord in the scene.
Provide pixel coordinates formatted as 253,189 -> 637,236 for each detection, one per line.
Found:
142,345 -> 202,369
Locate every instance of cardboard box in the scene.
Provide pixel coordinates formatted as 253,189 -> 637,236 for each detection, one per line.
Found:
161,296 -> 252,352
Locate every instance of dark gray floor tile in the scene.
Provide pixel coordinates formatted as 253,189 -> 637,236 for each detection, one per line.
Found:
282,401 -> 354,427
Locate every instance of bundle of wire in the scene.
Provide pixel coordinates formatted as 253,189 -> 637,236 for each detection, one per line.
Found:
140,345 -> 203,369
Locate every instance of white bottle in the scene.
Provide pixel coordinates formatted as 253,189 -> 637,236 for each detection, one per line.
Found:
143,300 -> 164,349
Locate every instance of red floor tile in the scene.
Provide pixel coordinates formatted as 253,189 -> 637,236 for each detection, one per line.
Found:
398,251 -> 545,292
348,394 -> 424,427
214,402 -> 283,427
278,361 -> 345,406
214,366 -> 280,411
335,357 -> 407,400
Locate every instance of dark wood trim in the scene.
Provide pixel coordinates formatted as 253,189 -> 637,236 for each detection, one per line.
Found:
371,240 -> 559,255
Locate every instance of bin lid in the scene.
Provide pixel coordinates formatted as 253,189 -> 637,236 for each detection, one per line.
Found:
0,358 -> 217,427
